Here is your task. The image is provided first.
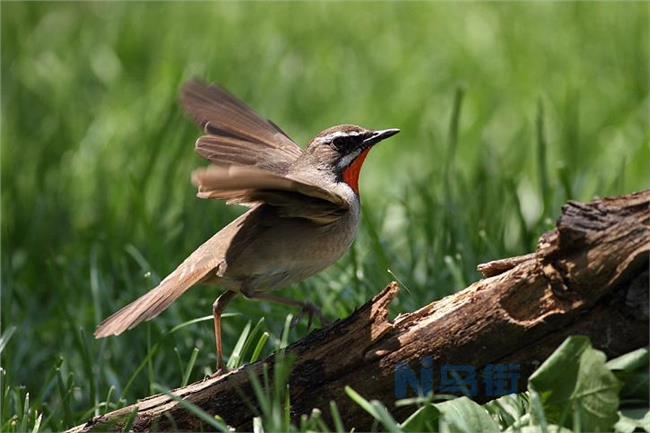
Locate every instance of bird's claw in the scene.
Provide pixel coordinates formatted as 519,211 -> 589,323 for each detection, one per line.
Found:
212,359 -> 229,378
212,367 -> 229,379
290,303 -> 328,329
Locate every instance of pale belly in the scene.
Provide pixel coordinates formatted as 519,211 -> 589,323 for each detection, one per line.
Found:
215,204 -> 360,294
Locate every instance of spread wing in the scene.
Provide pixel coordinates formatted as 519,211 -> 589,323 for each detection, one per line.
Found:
192,165 -> 349,224
181,80 -> 303,173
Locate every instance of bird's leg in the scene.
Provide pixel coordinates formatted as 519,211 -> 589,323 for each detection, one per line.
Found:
243,291 -> 328,329
212,290 -> 237,375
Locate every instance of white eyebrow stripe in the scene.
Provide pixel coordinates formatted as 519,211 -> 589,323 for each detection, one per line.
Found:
315,130 -> 362,145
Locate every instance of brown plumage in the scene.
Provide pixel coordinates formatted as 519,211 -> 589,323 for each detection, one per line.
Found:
95,79 -> 399,372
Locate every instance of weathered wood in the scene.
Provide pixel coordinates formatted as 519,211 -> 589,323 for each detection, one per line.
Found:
69,190 -> 650,432
476,253 -> 536,277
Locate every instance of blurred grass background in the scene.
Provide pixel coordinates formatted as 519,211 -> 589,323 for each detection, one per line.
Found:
1,2 -> 648,430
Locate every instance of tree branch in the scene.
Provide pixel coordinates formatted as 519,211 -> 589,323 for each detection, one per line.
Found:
69,190 -> 650,432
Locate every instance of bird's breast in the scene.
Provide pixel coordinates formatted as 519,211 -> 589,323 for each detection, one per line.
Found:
220,202 -> 360,292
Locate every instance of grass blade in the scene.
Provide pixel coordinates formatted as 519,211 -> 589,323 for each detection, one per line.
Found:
536,98 -> 551,217
153,384 -> 230,432
227,321 -> 251,369
250,332 -> 270,363
329,400 -> 346,433
0,327 -> 16,356
181,347 -> 199,387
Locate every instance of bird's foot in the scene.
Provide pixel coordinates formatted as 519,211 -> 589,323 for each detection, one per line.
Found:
211,365 -> 229,378
211,357 -> 229,378
291,302 -> 329,329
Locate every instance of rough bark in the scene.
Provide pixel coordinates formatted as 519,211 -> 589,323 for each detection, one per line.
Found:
69,190 -> 650,432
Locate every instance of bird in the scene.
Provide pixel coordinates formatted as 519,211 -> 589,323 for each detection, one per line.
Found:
94,79 -> 399,373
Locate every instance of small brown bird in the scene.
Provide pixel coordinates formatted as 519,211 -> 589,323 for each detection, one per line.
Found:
94,80 -> 399,372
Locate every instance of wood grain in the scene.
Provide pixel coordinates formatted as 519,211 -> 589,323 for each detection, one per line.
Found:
69,190 -> 650,432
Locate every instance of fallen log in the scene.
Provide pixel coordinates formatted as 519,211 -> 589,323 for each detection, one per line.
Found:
69,190 -> 649,432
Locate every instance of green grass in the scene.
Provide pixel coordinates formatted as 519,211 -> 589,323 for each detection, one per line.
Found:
1,2 -> 648,431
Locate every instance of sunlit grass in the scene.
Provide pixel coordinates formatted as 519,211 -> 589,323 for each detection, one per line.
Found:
1,2 -> 648,431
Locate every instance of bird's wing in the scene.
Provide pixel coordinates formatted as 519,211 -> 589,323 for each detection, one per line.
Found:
192,165 -> 349,224
181,80 -> 303,172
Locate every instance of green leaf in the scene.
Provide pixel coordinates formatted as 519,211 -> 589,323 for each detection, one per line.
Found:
505,425 -> 573,433
607,347 -> 649,402
607,347 -> 649,372
433,396 -> 500,433
614,408 -> 650,433
528,336 -> 622,432
484,393 -> 529,430
400,404 -> 440,432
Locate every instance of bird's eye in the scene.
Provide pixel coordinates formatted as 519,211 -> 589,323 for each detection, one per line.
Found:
332,136 -> 355,149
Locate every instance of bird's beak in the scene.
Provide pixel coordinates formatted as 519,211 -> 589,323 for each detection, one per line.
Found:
363,128 -> 400,146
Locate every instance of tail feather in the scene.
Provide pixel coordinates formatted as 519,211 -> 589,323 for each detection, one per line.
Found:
94,282 -> 187,338
95,204 -> 255,339
95,241 -> 223,338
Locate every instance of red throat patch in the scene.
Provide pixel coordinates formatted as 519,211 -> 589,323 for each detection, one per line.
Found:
342,148 -> 371,194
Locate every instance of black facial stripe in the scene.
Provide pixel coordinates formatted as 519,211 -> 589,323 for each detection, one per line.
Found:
331,132 -> 370,152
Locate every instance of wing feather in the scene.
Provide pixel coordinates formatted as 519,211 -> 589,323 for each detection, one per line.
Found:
181,80 -> 303,172
195,135 -> 291,173
191,165 -> 348,223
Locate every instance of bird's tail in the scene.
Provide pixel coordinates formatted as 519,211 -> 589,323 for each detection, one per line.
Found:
94,280 -> 192,338
94,241 -> 221,338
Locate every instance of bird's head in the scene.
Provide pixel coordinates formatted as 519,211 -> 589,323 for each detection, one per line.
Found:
305,125 -> 399,193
